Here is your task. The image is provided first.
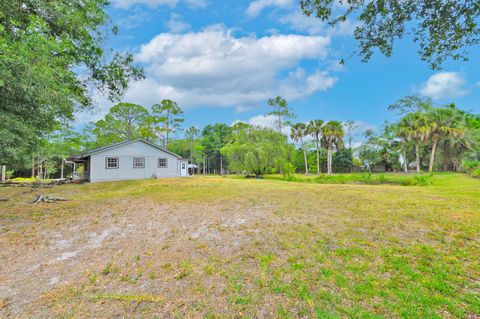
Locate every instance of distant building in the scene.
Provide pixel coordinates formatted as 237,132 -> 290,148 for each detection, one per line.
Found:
67,139 -> 189,182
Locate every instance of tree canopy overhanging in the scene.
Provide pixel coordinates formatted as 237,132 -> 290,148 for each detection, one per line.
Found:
300,0 -> 480,69
0,0 -> 144,165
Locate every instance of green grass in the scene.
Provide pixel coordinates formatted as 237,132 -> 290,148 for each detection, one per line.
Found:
1,173 -> 479,318
259,172 -> 439,186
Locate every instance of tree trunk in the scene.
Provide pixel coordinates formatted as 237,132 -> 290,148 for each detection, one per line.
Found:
31,155 -> 35,178
38,159 -> 42,179
429,138 -> 438,173
415,142 -> 420,173
60,158 -> 64,179
403,150 -> 408,173
442,142 -> 449,171
220,156 -> 223,175
316,143 -> 320,175
303,149 -> 309,175
327,146 -> 332,175
1,164 -> 6,182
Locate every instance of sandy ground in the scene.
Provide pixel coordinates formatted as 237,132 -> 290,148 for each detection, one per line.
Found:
1,176 -> 478,318
0,196 -> 283,318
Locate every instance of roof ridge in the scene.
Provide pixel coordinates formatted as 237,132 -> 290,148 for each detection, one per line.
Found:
76,139 -> 183,159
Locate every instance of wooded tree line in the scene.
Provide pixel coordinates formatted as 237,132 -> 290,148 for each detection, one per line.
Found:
0,0 -> 143,177
5,94 -> 480,179
2,0 -> 480,179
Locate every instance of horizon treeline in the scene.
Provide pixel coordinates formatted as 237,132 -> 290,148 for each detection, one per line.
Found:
4,95 -> 480,180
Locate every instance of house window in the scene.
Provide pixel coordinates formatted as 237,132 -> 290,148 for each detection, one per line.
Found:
158,158 -> 168,168
133,157 -> 145,169
106,157 -> 119,169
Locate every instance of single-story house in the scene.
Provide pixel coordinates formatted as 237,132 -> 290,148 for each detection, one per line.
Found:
66,139 -> 189,182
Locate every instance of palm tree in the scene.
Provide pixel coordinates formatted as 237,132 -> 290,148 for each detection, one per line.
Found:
307,119 -> 324,175
425,105 -> 466,173
396,111 -> 429,173
394,121 -> 412,173
322,121 -> 344,175
291,123 -> 309,174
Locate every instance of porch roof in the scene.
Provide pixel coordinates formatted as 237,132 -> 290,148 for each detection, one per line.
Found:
65,155 -> 89,162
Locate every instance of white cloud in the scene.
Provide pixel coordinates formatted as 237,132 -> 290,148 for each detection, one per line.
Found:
123,26 -> 336,111
112,0 -> 176,8
279,11 -> 357,36
185,0 -> 208,8
236,114 -> 292,136
246,0 -> 293,17
246,114 -> 278,128
117,7 -> 152,29
234,105 -> 255,114
420,72 -> 467,100
75,92 -> 112,124
166,13 -> 191,33
111,0 -> 207,9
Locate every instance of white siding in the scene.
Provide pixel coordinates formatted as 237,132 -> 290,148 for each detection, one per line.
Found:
89,141 -> 182,182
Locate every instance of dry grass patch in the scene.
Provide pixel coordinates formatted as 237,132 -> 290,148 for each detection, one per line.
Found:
0,174 -> 479,318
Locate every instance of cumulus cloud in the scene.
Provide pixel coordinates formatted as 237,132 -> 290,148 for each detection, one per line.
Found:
235,114 -> 293,136
166,13 -> 191,33
420,72 -> 467,100
122,26 -> 336,111
112,0 -> 176,8
111,0 -> 207,9
245,114 -> 278,128
279,11 -> 357,36
246,0 -> 293,17
117,7 -> 152,29
185,0 -> 208,8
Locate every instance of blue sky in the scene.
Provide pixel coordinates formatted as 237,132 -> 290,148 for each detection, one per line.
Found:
78,0 -> 480,141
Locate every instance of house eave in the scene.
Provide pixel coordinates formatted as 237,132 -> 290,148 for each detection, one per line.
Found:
70,139 -> 183,160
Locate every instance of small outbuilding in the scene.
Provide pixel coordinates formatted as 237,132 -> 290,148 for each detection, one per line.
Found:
66,139 -> 189,182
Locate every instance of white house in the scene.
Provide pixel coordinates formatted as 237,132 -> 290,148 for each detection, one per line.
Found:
66,139 -> 189,182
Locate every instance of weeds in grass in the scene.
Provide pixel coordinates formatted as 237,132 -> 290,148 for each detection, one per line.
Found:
272,172 -> 436,186
93,293 -> 165,304
87,273 -> 97,284
2,174 -> 479,318
174,261 -> 194,280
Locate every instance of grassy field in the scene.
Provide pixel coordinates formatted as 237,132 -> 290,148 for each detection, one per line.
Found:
259,172 -> 437,186
0,173 -> 479,318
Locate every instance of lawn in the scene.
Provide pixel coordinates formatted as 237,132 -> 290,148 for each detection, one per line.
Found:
263,172 -> 438,186
0,173 -> 479,318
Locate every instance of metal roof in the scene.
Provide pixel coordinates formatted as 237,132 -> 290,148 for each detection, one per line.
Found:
67,139 -> 183,161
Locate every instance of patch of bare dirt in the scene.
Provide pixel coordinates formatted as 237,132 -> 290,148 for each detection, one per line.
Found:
0,198 -> 278,317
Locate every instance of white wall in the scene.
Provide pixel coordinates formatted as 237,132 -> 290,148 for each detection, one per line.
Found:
89,141 -> 182,182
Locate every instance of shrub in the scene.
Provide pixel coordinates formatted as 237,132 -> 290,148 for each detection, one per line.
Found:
377,174 -> 387,183
412,174 -> 433,186
6,170 -> 14,179
472,170 -> 480,178
281,162 -> 296,181
463,160 -> 479,172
